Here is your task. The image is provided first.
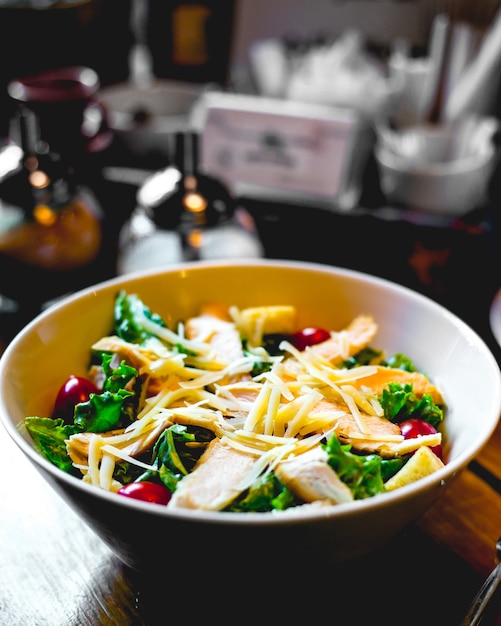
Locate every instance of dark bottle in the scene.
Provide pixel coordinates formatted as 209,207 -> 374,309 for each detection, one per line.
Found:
145,0 -> 236,86
0,108 -> 103,321
117,131 -> 263,274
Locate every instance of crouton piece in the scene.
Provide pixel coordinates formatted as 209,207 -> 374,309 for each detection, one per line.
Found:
384,446 -> 444,491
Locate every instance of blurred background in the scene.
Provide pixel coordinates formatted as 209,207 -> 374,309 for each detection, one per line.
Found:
1,0 -> 501,359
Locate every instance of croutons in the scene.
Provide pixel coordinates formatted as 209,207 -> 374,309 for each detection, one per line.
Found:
232,305 -> 297,346
384,446 -> 444,491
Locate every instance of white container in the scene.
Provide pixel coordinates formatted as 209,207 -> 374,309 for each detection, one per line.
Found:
374,116 -> 498,215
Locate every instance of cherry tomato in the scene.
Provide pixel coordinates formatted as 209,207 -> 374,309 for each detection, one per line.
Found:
399,418 -> 443,460
117,481 -> 172,505
53,374 -> 99,423
291,327 -> 330,351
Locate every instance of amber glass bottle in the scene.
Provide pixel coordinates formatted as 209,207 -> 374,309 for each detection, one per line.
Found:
0,108 -> 103,319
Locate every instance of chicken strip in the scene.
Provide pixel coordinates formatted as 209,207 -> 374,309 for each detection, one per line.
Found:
349,366 -> 444,405
169,438 -> 257,510
308,314 -> 378,364
310,398 -> 403,455
275,447 -> 353,504
185,313 -> 245,366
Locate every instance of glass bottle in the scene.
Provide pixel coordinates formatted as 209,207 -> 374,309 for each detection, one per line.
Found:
117,130 -> 263,274
0,107 -> 103,326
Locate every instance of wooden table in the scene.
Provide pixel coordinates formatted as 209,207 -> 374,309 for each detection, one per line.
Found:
1,361 -> 501,626
1,181 -> 501,623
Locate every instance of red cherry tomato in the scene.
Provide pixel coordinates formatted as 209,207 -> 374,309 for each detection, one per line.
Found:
291,327 -> 331,351
53,374 -> 99,423
117,481 -> 172,505
399,418 -> 443,460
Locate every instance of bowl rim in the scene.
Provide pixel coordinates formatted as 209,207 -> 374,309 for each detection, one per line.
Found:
374,115 -> 498,176
489,286 -> 501,351
374,143 -> 495,176
1,259 -> 500,525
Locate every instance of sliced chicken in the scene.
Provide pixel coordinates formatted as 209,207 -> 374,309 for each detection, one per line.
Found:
90,335 -> 179,396
308,314 -> 378,364
168,438 -> 257,510
349,366 -> 444,405
66,420 -> 170,467
185,313 -> 245,366
66,428 -> 124,467
275,447 -> 353,504
92,335 -> 154,372
310,398 -> 403,455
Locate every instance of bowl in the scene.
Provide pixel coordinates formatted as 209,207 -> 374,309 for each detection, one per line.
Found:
96,79 -> 207,158
1,259 -> 500,574
375,116 -> 498,215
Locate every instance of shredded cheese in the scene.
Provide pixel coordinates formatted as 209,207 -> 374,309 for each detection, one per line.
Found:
88,434 -> 102,487
67,303 -> 445,509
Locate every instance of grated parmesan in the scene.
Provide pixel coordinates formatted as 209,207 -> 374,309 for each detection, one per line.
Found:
67,304 -> 445,506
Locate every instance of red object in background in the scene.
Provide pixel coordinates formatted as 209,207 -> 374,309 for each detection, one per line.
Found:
7,66 -> 113,162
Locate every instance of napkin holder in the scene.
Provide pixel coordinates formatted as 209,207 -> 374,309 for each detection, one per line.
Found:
191,92 -> 368,211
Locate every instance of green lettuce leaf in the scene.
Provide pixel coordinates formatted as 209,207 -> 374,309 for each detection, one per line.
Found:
113,291 -> 167,344
380,382 -> 444,428
24,417 -> 79,474
323,433 -> 388,499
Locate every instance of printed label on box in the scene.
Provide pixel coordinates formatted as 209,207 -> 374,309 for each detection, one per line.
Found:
200,102 -> 358,199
